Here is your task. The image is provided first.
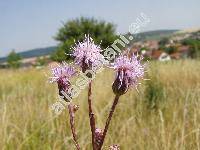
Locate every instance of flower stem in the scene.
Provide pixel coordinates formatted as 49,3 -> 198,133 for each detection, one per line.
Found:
98,95 -> 120,150
88,81 -> 97,150
68,104 -> 80,150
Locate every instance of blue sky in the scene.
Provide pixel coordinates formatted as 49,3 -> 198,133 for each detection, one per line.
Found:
0,0 -> 200,57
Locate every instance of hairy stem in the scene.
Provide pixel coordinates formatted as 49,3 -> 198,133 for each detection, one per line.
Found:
98,95 -> 120,150
68,104 -> 80,150
88,81 -> 97,150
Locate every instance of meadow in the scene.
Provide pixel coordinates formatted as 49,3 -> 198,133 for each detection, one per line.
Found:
0,60 -> 200,150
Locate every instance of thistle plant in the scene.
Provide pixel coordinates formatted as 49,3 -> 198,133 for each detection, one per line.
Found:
98,52 -> 145,149
49,63 -> 80,149
49,35 -> 146,150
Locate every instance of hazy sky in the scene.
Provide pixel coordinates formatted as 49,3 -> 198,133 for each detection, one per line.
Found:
0,0 -> 200,57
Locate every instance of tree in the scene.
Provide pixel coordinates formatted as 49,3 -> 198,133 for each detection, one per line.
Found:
164,46 -> 177,54
51,17 -> 117,62
7,50 -> 22,68
182,39 -> 200,58
158,37 -> 169,46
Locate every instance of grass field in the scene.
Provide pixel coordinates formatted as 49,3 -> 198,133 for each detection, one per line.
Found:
0,60 -> 200,150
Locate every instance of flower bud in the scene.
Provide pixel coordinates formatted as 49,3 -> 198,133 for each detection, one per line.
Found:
94,128 -> 104,147
81,59 -> 93,78
109,144 -> 120,150
72,104 -> 79,113
57,79 -> 71,101
112,70 -> 129,96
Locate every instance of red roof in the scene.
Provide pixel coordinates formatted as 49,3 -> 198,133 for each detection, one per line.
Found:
170,52 -> 181,59
151,50 -> 163,59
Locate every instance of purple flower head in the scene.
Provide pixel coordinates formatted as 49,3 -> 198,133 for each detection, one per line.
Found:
49,62 -> 76,100
72,35 -> 105,73
111,52 -> 145,96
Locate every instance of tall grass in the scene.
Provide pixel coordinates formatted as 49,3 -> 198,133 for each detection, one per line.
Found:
0,60 -> 200,150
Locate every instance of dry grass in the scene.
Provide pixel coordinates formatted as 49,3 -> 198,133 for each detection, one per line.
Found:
0,60 -> 200,150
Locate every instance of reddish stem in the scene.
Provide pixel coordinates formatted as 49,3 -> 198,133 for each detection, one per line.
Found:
98,95 -> 120,150
88,81 -> 97,150
68,104 -> 80,150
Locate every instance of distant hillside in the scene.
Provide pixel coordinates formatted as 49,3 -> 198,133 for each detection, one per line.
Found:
126,29 -> 178,46
137,29 -> 178,40
0,46 -> 57,63
175,28 -> 200,34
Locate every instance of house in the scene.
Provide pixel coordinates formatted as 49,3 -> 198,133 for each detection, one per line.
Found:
151,50 -> 171,61
159,52 -> 171,61
148,40 -> 159,50
170,52 -> 181,59
143,40 -> 159,50
177,45 -> 190,58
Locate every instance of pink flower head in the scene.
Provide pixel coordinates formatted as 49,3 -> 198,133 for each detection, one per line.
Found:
72,35 -> 105,73
49,62 -> 76,100
111,53 -> 145,95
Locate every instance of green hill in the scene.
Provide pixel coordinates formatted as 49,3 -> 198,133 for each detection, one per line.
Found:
0,46 -> 57,63
126,29 -> 178,46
